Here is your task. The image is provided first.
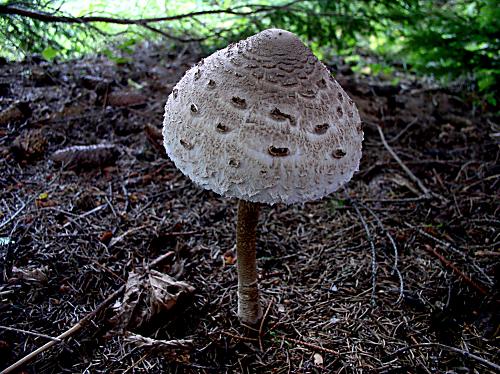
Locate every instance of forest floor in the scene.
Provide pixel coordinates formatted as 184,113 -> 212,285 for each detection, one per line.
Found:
0,44 -> 499,373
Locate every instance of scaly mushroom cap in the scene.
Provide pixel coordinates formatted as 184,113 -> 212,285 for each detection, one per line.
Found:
163,29 -> 363,205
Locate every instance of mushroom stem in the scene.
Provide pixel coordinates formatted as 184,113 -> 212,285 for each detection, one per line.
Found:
236,199 -> 262,325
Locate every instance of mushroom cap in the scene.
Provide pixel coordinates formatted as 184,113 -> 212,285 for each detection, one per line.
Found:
163,29 -> 363,205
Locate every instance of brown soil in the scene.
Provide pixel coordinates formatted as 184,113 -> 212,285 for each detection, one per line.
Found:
0,44 -> 498,373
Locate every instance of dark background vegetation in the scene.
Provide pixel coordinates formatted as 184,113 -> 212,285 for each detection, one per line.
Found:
1,0 -> 499,105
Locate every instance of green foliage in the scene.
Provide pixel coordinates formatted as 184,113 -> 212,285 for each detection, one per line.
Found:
393,0 -> 499,100
41,45 -> 58,61
1,0 -> 498,100
0,0 -> 95,60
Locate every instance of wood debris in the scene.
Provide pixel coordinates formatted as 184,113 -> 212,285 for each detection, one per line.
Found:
107,91 -> 147,107
51,143 -> 119,169
10,129 -> 47,161
0,102 -> 31,126
124,332 -> 192,352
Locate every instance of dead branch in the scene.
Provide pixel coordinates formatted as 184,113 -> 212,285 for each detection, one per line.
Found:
0,1 -> 303,26
1,1 -> 305,42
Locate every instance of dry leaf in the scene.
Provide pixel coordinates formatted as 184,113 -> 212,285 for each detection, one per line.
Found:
109,270 -> 195,334
11,265 -> 48,284
223,250 -> 236,265
11,129 -> 47,161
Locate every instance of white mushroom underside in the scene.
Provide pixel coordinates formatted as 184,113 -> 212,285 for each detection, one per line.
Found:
163,29 -> 363,205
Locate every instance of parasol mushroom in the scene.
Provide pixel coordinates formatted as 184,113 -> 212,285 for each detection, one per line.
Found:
162,29 -> 363,325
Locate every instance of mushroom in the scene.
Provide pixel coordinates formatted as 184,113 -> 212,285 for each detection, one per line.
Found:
163,29 -> 363,325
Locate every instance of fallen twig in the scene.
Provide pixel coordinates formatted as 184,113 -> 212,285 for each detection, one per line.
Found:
162,230 -> 203,237
387,342 -> 500,372
408,223 -> 494,286
280,336 -> 339,356
422,245 -> 488,295
347,195 -> 378,306
124,332 -> 193,350
108,225 -> 149,248
376,124 -> 432,198
62,204 -> 108,228
0,200 -> 27,230
388,117 -> 419,143
0,325 -> 61,342
221,331 -> 258,342
462,173 -> 500,192
1,176 -> 60,230
122,353 -> 150,374
258,298 -> 274,351
359,203 -> 404,304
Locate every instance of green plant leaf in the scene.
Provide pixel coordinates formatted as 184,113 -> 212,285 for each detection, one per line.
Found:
41,46 -> 58,61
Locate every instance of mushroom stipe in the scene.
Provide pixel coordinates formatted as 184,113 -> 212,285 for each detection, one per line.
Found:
163,29 -> 363,325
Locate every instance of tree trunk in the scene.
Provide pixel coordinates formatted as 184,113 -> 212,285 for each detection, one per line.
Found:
236,199 -> 262,325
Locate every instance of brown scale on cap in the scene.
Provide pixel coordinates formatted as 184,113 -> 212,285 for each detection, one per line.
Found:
231,97 -> 247,109
179,139 -> 193,150
268,145 -> 290,157
216,123 -> 229,133
163,29 -> 363,205
317,78 -> 327,89
270,108 -> 295,126
332,149 -> 346,159
207,79 -> 216,89
314,123 -> 330,135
